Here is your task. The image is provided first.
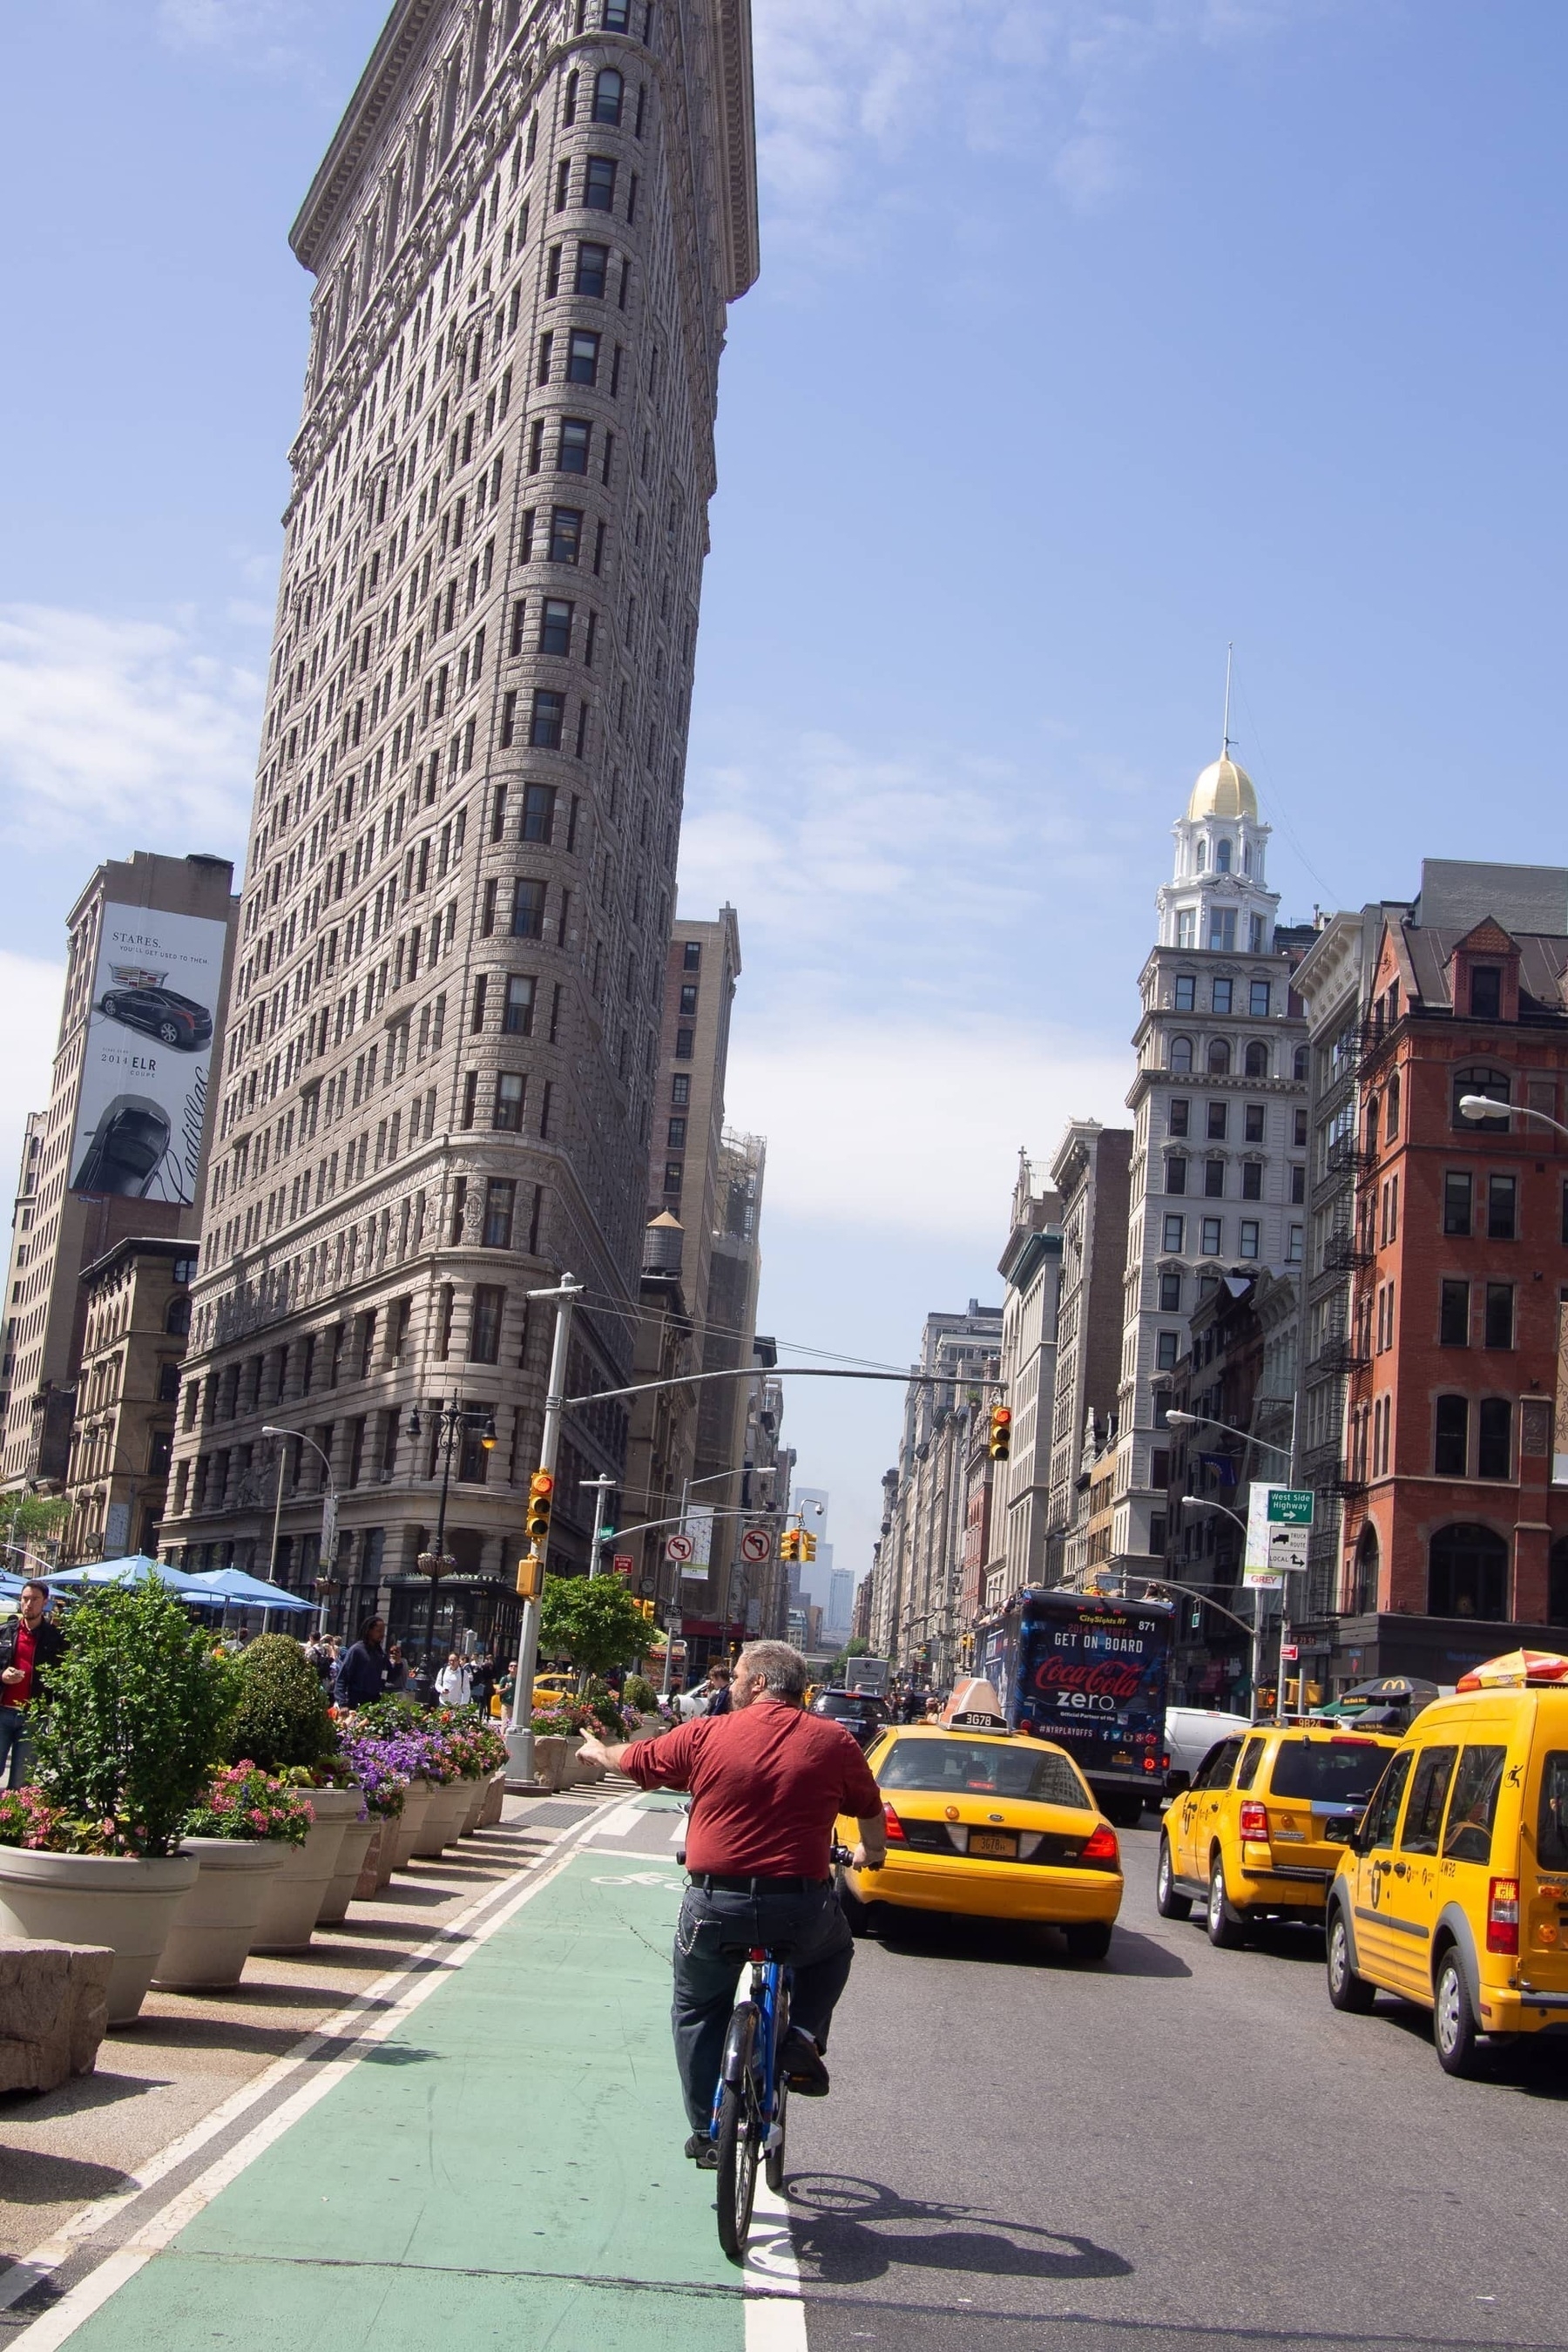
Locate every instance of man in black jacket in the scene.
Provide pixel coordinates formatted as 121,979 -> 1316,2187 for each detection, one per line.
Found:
0,1582 -> 66,1788
334,1617 -> 389,1711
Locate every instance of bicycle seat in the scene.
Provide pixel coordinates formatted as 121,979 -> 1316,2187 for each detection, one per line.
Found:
716,1936 -> 797,1963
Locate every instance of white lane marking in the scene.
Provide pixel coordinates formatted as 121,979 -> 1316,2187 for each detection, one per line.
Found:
3,1809 -> 604,2346
669,1816 -> 688,1845
582,1798 -> 647,1843
746,2179 -> 808,2349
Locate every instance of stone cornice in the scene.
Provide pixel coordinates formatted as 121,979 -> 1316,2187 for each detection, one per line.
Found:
291,0 -> 448,275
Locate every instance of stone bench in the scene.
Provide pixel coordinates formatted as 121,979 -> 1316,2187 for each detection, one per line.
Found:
0,1938 -> 112,2095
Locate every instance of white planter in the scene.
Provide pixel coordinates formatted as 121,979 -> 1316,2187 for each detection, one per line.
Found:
457,1777 -> 487,1836
480,1771 -> 506,1826
0,1848 -> 199,2026
411,1779 -> 468,1856
390,1779 -> 433,1869
250,1788 -> 356,1953
317,1816 -> 376,1925
152,1838 -> 285,1990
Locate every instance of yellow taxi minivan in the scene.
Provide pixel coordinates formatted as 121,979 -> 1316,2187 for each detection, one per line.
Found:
1324,1653 -> 1568,2075
1158,1724 -> 1402,1944
835,1680 -> 1124,1963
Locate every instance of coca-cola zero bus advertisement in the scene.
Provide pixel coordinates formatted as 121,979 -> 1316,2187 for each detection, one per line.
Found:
985,1591 -> 1173,1811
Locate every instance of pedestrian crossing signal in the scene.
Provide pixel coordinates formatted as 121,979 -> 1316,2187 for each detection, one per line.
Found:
515,1551 -> 544,1600
989,1405 -> 1013,1461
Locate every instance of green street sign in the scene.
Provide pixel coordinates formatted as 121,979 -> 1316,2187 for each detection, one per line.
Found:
1267,1490 -> 1314,1526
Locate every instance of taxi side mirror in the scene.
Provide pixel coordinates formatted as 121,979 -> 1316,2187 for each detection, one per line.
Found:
1346,1811 -> 1369,1856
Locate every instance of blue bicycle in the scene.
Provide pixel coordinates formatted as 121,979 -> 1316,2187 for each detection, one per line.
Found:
707,1842 -> 854,2263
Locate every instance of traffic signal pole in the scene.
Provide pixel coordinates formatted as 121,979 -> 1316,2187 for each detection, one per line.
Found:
505,1273 -> 582,1785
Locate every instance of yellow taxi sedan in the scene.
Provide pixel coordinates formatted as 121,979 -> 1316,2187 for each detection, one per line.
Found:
835,1715 -> 1124,1962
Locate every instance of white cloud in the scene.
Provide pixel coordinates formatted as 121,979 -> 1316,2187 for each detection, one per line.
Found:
0,606 -> 260,857
725,1018 -> 1130,1236
751,0 -> 1325,235
0,951 -> 65,1203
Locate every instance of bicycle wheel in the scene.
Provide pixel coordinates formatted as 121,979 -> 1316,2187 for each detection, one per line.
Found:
765,2077 -> 789,2193
715,2076 -> 760,2261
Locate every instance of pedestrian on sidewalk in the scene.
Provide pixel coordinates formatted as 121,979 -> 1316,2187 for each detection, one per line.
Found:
469,1652 -> 495,1713
384,1640 -> 408,1692
0,1581 -> 65,1788
436,1651 -> 471,1706
578,1638 -> 888,2166
335,1617 -> 389,1710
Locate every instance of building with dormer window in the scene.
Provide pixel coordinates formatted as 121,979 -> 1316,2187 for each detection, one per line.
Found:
1111,750 -> 1313,1583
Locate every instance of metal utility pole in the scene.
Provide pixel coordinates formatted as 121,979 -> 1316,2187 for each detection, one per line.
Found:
505,1274 -> 582,1784
261,1423 -> 337,1634
581,1475 -> 618,1578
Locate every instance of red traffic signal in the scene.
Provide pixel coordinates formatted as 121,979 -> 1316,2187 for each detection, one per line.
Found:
988,1405 -> 1013,1461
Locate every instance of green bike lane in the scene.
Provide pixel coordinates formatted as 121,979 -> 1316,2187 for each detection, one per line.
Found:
42,1807 -> 764,2352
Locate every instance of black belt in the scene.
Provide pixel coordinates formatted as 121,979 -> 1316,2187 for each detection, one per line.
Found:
690,1873 -> 830,1894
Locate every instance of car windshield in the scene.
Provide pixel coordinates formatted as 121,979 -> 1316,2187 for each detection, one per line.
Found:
1268,1739 -> 1390,1805
878,1738 -> 1092,1808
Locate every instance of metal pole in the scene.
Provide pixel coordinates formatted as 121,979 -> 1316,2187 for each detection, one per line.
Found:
583,1474 -> 617,1578
425,1401 -> 457,1667
267,1444 -> 286,1586
506,1275 -> 582,1782
1276,1396 -> 1300,1724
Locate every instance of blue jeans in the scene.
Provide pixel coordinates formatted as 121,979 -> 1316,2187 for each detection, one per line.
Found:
0,1709 -> 32,1789
671,1879 -> 853,2131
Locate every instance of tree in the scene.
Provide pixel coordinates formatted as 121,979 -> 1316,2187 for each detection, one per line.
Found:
828,1635 -> 869,1680
4,1494 -> 69,1569
538,1576 -> 651,1679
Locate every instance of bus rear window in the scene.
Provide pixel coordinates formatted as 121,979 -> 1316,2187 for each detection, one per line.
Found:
1267,1740 -> 1391,1806
1538,1753 -> 1568,1869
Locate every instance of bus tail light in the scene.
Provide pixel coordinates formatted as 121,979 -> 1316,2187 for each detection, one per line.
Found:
1487,1876 -> 1520,1954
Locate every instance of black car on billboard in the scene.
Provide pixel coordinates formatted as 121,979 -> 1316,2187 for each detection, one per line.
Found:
71,1096 -> 172,1196
98,984 -> 212,1051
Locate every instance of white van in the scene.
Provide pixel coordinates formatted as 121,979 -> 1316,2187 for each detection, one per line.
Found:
1164,1706 -> 1253,1797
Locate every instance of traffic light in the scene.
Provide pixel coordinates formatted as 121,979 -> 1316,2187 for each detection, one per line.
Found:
780,1528 -> 801,1563
989,1404 -> 1013,1461
801,1532 -> 817,1563
515,1551 -> 544,1600
633,1598 -> 656,1621
525,1468 -> 555,1548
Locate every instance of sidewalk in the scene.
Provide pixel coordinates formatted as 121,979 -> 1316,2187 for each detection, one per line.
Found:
2,1793 -> 787,2352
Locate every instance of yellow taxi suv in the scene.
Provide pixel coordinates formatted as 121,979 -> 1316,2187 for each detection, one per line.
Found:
532,1670 -> 576,1707
834,1680 -> 1124,1963
1157,1725 -> 1401,1945
1324,1650 -> 1568,2077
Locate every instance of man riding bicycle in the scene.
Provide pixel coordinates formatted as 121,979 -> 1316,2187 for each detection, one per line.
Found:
578,1638 -> 887,2165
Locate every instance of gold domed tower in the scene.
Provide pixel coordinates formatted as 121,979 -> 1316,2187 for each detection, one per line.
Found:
1157,740 -> 1276,958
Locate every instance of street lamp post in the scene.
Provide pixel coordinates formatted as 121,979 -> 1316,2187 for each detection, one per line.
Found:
1460,1094 -> 1568,1145
1166,1406 -> 1302,1722
1179,1495 -> 1267,1724
407,1398 -> 497,1668
261,1424 -> 338,1635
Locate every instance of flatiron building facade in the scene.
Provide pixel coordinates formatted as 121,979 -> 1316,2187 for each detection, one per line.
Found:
161,0 -> 758,1651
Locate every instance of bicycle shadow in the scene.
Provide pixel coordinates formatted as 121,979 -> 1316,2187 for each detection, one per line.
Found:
781,2173 -> 1133,2288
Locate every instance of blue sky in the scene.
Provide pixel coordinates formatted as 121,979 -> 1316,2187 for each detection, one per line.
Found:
3,1 -> 1566,1586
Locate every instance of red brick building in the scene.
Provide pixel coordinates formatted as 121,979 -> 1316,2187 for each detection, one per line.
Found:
1339,910 -> 1568,1682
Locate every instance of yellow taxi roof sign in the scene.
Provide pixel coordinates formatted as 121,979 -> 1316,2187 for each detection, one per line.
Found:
940,1677 -> 1010,1730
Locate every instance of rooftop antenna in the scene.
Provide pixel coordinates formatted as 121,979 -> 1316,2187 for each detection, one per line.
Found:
1221,641 -> 1234,760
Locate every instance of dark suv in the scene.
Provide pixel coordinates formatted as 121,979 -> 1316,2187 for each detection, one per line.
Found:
809,1688 -> 890,1749
98,985 -> 212,1051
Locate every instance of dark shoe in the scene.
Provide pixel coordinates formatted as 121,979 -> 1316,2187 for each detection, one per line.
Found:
685,2132 -> 720,2168
782,2028 -> 830,2097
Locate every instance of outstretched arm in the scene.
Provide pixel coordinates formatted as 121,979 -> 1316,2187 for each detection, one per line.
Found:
576,1734 -> 630,1770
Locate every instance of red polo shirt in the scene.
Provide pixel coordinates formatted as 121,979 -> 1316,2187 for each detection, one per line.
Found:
8,1623 -> 37,1709
621,1701 -> 882,1878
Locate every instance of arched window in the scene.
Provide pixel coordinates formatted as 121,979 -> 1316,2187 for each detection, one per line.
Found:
1428,1524 -> 1508,1621
1293,1044 -> 1308,1082
1386,1070 -> 1401,1140
1169,1036 -> 1193,1073
1551,1538 -> 1568,1629
1244,1041 -> 1268,1078
1215,838 -> 1233,874
1195,841 -> 1207,872
166,1295 -> 191,1338
1207,1037 -> 1231,1075
1454,1064 -> 1509,1130
1349,1524 -> 1379,1615
592,67 -> 624,124
1365,1094 -> 1380,1154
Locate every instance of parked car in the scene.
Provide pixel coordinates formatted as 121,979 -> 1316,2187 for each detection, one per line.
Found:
98,984 -> 212,1051
1164,1706 -> 1254,1797
71,1096 -> 171,1196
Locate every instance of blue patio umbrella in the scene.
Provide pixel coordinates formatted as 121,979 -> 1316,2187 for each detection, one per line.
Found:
188,1568 -> 314,1614
47,1555 -> 211,1595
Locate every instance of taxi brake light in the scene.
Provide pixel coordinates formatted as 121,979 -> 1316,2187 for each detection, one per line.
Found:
882,1802 -> 907,1843
1239,1801 -> 1269,1842
1081,1823 -> 1119,1866
1487,1876 -> 1520,1954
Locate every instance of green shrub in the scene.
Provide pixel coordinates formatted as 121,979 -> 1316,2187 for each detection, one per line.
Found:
226,1634 -> 338,1772
30,1584 -> 240,1856
624,1673 -> 659,1713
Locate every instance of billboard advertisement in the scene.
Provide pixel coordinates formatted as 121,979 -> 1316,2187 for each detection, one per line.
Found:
69,904 -> 226,1206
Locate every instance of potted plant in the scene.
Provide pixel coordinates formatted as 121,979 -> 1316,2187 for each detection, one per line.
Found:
226,1637 -> 360,1951
0,1582 -> 238,2024
435,1707 -> 510,1834
153,1764 -> 313,1989
336,1731 -> 411,1899
341,1699 -> 441,1865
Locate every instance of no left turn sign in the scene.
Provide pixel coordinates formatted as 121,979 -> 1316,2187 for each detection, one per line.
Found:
740,1527 -> 772,1565
666,1532 -> 694,1564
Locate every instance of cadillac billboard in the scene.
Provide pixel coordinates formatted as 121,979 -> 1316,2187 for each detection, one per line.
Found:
69,905 -> 225,1206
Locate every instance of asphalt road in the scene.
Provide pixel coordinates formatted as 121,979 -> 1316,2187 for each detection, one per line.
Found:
781,1822 -> 1568,2352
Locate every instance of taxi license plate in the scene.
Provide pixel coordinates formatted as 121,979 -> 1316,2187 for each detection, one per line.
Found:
969,1832 -> 1017,1858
